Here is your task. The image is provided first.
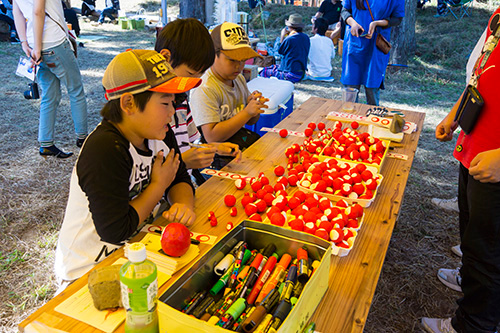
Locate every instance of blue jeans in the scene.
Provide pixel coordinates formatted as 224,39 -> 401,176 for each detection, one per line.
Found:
345,84 -> 380,106
37,40 -> 88,146
98,7 -> 116,23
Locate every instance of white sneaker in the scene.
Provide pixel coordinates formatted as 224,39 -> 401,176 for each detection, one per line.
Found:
451,244 -> 462,257
421,317 -> 457,333
431,197 -> 459,213
437,268 -> 462,292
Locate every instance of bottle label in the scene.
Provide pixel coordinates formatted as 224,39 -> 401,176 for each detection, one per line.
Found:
120,277 -> 158,312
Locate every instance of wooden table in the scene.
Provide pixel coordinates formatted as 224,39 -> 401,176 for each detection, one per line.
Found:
19,97 -> 425,333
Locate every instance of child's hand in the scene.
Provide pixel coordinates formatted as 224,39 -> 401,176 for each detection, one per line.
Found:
162,203 -> 196,226
151,149 -> 180,190
247,90 -> 263,103
245,94 -> 269,118
213,142 -> 241,161
183,146 -> 216,169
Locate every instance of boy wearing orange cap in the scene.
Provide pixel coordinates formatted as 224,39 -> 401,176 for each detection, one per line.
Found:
54,50 -> 201,287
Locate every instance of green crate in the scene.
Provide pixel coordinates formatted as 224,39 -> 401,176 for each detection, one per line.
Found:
129,19 -> 145,30
119,18 -> 129,29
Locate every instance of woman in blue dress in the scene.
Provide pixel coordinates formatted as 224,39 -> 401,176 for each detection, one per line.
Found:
340,0 -> 404,105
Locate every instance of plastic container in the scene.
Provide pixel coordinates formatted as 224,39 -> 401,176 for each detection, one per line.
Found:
120,243 -> 159,333
158,221 -> 331,333
245,77 -> 295,136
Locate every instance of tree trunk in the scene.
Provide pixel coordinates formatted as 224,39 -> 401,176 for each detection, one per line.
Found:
179,0 -> 206,23
390,0 -> 416,65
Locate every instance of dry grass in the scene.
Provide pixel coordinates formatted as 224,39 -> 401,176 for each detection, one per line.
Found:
0,1 -> 496,332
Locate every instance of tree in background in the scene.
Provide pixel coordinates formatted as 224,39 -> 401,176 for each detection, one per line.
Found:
390,0 -> 416,65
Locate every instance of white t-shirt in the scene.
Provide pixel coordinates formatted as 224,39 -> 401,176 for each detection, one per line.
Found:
307,34 -> 335,78
466,28 -> 487,85
189,68 -> 250,127
15,0 -> 67,50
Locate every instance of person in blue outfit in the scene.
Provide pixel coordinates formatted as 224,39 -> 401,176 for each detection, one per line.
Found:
259,13 -> 310,83
340,0 -> 404,105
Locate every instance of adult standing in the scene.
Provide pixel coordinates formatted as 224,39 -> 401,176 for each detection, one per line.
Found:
422,7 -> 500,333
312,0 -> 343,29
259,13 -> 310,83
340,0 -> 404,106
13,0 -> 88,158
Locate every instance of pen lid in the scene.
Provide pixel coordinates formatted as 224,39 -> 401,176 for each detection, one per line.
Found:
250,253 -> 264,269
210,279 -> 225,295
297,247 -> 308,261
272,299 -> 291,320
242,248 -> 253,264
262,243 -> 276,258
214,253 -> 234,275
226,298 -> 247,319
278,253 -> 292,269
243,305 -> 267,332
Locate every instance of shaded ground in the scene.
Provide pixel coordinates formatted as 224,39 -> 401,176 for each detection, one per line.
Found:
0,1 -> 496,332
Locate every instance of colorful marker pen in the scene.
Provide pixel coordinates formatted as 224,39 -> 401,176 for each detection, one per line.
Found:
227,243 -> 248,290
280,262 -> 297,302
214,240 -> 244,275
183,290 -> 207,315
242,288 -> 280,332
297,246 -> 310,284
253,313 -> 273,333
311,260 -> 321,277
255,253 -> 292,304
268,299 -> 292,330
246,253 -> 278,305
216,298 -> 246,328
236,253 -> 263,299
192,296 -> 215,319
204,238 -> 238,273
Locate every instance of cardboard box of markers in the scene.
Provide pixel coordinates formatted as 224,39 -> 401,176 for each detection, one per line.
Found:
157,220 -> 331,332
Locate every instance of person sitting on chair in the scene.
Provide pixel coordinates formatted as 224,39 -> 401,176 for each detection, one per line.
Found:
435,0 -> 461,17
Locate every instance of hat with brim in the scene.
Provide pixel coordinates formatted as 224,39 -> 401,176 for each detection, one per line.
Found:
285,13 -> 304,28
212,22 -> 263,62
103,49 -> 202,101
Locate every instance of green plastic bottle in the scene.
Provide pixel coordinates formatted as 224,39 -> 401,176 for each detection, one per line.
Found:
120,243 -> 159,333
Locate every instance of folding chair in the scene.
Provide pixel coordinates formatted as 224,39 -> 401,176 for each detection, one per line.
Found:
445,0 -> 474,19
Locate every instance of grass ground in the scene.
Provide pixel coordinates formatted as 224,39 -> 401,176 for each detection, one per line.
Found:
0,0 -> 497,332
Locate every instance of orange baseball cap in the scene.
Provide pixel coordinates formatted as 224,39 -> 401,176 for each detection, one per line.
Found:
103,49 -> 202,100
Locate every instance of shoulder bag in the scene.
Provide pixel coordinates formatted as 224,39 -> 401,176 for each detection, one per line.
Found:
365,0 -> 392,55
453,23 -> 500,134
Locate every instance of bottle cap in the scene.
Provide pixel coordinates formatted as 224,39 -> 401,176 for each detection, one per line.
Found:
225,298 -> 247,319
125,243 -> 146,263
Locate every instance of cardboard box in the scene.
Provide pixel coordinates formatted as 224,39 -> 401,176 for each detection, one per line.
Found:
242,64 -> 258,82
157,220 -> 331,333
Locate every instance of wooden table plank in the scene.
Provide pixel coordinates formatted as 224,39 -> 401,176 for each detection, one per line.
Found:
19,97 -> 424,333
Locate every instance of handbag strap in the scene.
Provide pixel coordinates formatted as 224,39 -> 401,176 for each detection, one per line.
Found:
364,0 -> 381,35
45,11 -> 68,37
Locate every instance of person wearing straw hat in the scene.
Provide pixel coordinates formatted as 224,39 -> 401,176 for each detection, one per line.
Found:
259,13 -> 310,83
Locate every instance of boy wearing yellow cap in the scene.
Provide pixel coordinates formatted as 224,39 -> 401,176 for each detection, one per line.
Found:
190,22 -> 268,168
54,50 -> 201,286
